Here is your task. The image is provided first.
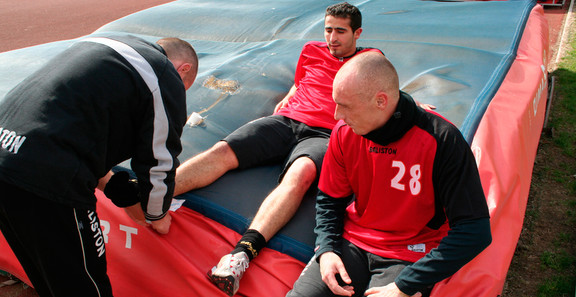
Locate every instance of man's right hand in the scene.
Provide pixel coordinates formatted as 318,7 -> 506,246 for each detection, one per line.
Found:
274,84 -> 297,113
274,98 -> 289,113
319,251 -> 355,296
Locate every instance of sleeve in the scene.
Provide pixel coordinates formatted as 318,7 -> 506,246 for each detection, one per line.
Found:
314,123 -> 355,260
293,43 -> 308,88
103,171 -> 140,207
435,124 -> 490,224
131,61 -> 187,221
318,121 -> 353,197
395,121 -> 492,294
314,190 -> 353,260
395,218 -> 492,295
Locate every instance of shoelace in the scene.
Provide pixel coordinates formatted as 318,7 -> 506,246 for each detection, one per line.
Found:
230,255 -> 249,275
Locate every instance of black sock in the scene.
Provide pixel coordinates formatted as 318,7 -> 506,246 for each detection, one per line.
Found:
231,229 -> 266,261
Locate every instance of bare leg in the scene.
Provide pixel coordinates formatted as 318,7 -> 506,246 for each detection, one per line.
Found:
207,156 -> 318,296
248,156 -> 317,241
174,141 -> 239,196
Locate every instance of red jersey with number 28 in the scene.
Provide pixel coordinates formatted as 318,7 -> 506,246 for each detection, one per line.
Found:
319,120 -> 450,262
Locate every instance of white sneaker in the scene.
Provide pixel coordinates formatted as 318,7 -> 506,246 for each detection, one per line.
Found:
207,252 -> 249,296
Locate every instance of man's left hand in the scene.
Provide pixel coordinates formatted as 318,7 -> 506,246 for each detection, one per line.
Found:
123,203 -> 150,227
364,283 -> 422,297
416,102 -> 436,111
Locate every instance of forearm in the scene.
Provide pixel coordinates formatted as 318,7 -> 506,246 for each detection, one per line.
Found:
130,159 -> 176,220
97,171 -> 113,191
314,191 -> 352,259
284,84 -> 297,100
140,170 -> 175,221
395,218 -> 492,295
275,84 -> 297,113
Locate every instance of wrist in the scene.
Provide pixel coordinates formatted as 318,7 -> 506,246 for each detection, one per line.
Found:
103,171 -> 140,207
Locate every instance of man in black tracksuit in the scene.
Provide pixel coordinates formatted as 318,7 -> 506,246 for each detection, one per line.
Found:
0,35 -> 198,296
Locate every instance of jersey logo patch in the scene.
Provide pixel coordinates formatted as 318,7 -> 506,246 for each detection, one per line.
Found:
408,243 -> 426,253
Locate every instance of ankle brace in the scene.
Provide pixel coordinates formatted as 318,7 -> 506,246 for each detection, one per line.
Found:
232,229 -> 266,261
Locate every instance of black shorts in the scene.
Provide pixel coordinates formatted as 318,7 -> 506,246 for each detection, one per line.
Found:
224,115 -> 331,182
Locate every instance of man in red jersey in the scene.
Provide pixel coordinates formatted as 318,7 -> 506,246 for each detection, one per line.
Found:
174,3 -> 429,296
287,52 -> 491,297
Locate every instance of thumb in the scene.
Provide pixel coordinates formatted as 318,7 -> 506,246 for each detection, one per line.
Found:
412,292 -> 423,297
337,262 -> 352,284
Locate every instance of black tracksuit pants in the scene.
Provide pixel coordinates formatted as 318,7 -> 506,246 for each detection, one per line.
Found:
0,180 -> 113,297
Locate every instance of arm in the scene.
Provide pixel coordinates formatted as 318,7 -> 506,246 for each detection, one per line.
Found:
314,123 -> 353,257
415,101 -> 436,110
97,171 -> 113,191
274,43 -> 309,114
314,190 -> 352,258
274,84 -> 297,113
394,218 -> 491,295
314,191 -> 355,295
100,170 -> 150,228
131,131 -> 180,234
393,122 -> 491,295
130,62 -> 187,234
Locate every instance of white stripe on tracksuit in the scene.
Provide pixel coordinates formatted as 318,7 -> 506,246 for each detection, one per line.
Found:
83,37 -> 172,218
73,209 -> 102,297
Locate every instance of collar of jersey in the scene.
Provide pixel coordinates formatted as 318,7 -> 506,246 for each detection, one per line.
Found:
363,91 -> 418,146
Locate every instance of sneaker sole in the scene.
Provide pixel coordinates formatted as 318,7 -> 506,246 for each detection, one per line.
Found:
207,270 -> 235,296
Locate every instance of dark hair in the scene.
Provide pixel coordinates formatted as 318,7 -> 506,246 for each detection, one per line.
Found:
325,2 -> 362,32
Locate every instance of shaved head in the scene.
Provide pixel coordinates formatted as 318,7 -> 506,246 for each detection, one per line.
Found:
335,51 -> 399,103
157,37 -> 198,90
332,52 -> 401,134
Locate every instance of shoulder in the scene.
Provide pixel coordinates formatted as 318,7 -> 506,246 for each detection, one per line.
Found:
107,35 -> 154,48
356,47 -> 384,56
418,110 -> 459,137
415,111 -> 471,162
303,41 -> 328,52
298,41 -> 333,65
331,120 -> 356,142
333,120 -> 349,134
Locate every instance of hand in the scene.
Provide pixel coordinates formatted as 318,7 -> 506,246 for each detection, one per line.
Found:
416,101 -> 436,110
274,85 -> 296,113
150,212 -> 172,234
319,252 -> 354,296
274,98 -> 289,113
123,203 -> 150,227
364,283 -> 422,297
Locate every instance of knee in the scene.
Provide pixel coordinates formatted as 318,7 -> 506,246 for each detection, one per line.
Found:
284,157 -> 317,187
285,290 -> 303,297
209,141 -> 239,169
210,140 -> 233,155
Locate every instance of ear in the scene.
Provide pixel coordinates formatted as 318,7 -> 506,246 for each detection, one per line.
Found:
177,63 -> 192,74
375,91 -> 388,110
354,28 -> 363,40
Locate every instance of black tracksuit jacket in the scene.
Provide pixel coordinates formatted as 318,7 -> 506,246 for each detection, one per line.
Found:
0,35 -> 187,220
